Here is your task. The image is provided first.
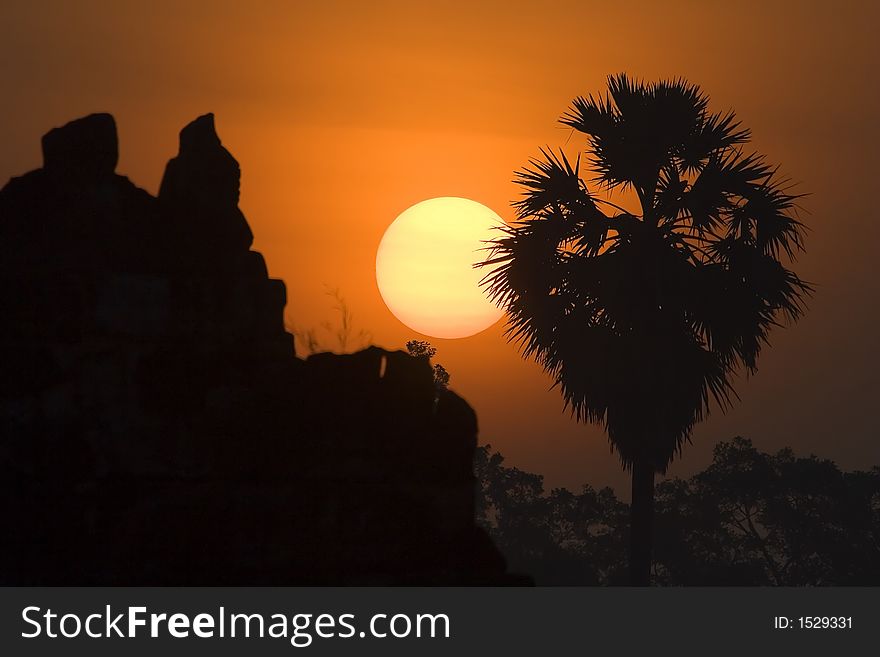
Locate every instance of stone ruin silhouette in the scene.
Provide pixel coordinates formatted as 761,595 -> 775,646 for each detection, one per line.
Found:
0,113 -> 517,584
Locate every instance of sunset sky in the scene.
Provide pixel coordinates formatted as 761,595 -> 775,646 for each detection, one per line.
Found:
1,0 -> 878,494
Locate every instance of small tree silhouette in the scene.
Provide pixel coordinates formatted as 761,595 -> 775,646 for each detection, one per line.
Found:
405,340 -> 450,391
478,74 -> 811,584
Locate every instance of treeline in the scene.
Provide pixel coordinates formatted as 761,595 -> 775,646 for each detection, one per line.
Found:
474,438 -> 880,585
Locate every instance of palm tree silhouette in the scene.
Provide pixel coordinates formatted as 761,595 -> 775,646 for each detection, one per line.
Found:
478,74 -> 811,585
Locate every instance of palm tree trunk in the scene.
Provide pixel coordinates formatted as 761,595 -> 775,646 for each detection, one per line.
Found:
629,459 -> 655,585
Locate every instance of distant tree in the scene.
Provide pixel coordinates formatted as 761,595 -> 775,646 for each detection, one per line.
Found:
474,438 -> 880,586
474,445 -> 628,585
478,74 -> 811,584
405,340 -> 450,391
653,438 -> 880,585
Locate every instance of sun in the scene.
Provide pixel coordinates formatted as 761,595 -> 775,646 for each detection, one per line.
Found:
376,197 -> 505,339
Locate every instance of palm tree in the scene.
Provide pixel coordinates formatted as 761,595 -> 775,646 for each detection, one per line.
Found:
478,74 -> 810,585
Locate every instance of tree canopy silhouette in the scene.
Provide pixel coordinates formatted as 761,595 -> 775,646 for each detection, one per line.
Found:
478,74 -> 811,584
474,438 -> 879,586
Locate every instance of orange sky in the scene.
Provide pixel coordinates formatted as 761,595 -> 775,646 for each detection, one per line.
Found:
2,0 -> 878,494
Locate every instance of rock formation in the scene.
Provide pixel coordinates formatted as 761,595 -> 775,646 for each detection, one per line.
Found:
159,113 -> 254,256
0,114 -> 516,584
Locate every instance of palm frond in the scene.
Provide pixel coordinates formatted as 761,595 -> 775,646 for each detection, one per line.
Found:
560,93 -> 615,136
512,149 -> 596,219
678,110 -> 751,171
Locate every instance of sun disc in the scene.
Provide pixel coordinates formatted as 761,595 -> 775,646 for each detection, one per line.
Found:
376,197 -> 505,339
